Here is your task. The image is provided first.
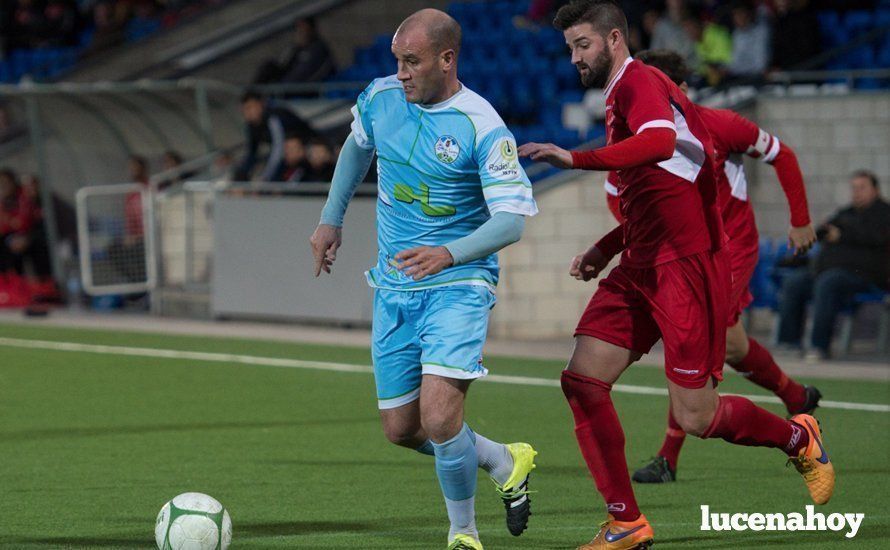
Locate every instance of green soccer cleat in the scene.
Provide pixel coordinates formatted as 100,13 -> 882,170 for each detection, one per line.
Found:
448,533 -> 483,549
494,442 -> 537,536
632,455 -> 676,484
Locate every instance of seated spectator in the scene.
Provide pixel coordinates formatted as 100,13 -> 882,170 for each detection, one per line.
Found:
684,16 -> 732,86
8,0 -> 47,50
650,0 -> 698,71
18,173 -> 65,299
235,91 -> 315,182
303,138 -> 335,183
253,17 -> 335,86
777,170 -> 890,360
0,168 -> 37,275
105,155 -> 149,283
726,1 -> 770,81
272,135 -> 309,182
771,0 -> 820,71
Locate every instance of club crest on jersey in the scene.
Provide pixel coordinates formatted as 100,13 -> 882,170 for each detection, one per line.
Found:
435,135 -> 460,164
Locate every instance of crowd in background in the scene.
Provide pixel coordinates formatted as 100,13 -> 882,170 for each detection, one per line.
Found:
518,0 -> 880,86
0,0 -> 222,60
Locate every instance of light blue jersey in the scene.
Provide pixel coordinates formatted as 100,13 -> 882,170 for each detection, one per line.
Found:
351,75 -> 538,293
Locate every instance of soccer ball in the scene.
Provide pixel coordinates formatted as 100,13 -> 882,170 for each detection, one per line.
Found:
155,492 -> 232,550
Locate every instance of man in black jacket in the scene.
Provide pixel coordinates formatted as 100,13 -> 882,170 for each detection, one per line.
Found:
778,170 -> 890,358
234,92 -> 315,182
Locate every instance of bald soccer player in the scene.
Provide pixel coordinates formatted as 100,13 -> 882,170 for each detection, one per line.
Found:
310,10 -> 537,550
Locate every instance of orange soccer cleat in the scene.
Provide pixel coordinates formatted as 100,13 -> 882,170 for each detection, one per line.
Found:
788,414 -> 835,505
577,514 -> 654,550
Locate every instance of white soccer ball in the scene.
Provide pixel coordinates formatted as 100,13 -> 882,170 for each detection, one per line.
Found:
155,492 -> 232,550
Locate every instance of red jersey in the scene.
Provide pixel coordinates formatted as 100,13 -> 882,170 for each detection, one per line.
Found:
604,58 -> 723,267
605,106 -> 810,253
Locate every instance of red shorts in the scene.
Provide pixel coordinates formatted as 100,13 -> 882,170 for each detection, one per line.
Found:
575,250 -> 731,389
726,239 -> 758,326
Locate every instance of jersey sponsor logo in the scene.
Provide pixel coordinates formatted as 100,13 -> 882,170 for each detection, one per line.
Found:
393,182 -> 457,217
488,138 -> 521,181
434,135 -> 460,164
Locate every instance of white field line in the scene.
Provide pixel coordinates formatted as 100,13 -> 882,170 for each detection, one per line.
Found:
1,337 -> 888,414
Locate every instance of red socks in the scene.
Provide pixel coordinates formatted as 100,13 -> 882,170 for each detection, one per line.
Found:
561,370 -> 640,522
701,395 -> 809,456
657,408 -> 686,471
731,338 -> 807,414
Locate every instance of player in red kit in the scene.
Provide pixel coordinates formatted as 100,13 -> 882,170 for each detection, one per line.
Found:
518,2 -> 834,548
601,49 -> 821,485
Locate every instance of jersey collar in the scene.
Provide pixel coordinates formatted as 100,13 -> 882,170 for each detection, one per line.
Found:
417,83 -> 465,112
603,56 -> 633,98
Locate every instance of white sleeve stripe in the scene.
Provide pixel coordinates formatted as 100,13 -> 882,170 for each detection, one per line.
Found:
604,180 -> 619,196
637,120 -> 676,133
350,105 -> 374,150
762,135 -> 781,163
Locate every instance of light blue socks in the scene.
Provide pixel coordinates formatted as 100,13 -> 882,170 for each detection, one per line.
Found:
432,423 -> 479,539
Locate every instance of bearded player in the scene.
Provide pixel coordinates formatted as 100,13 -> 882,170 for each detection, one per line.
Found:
602,49 -> 821,484
518,2 -> 834,548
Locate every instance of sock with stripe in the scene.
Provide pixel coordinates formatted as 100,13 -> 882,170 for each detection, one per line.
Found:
432,424 -> 479,540
657,407 -> 686,471
701,395 -> 810,457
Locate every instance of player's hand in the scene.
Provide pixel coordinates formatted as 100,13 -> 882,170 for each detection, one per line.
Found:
395,246 -> 454,281
569,245 -> 610,282
517,142 -> 573,169
788,224 -> 816,255
824,224 -> 841,244
310,224 -> 342,277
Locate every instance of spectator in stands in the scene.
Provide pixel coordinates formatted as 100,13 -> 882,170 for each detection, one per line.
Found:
683,15 -> 732,85
17,173 -> 63,299
43,0 -> 80,47
303,138 -> 335,183
7,0 -> 47,50
272,135 -> 309,183
771,0 -> 820,71
253,17 -> 335,87
650,0 -> 698,71
726,0 -> 771,81
513,0 -> 570,29
235,91 -> 315,182
209,151 -> 234,184
777,170 -> 890,360
85,0 -> 126,54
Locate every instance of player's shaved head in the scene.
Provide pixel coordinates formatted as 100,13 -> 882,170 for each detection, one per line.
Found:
553,0 -> 628,40
395,8 -> 461,56
392,9 -> 462,105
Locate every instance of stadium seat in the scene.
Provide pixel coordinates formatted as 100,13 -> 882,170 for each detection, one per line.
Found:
837,291 -> 890,357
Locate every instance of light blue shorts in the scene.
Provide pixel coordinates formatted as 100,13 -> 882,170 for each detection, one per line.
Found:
371,285 -> 496,409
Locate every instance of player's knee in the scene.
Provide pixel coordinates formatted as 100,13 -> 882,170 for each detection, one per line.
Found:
420,411 -> 461,444
672,408 -> 713,438
382,423 -> 421,448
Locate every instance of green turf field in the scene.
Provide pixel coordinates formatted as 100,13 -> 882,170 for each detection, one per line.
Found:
1,322 -> 887,549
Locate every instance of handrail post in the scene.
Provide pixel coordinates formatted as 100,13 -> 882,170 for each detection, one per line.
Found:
24,90 -> 63,287
194,81 -> 215,154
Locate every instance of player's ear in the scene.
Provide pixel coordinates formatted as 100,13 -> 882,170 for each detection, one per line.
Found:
440,49 -> 456,71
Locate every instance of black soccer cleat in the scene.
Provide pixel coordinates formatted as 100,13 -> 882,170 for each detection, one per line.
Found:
499,475 -> 532,536
632,455 -> 676,484
789,385 -> 822,416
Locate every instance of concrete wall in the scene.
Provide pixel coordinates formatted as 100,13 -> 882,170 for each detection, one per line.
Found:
748,93 -> 890,238
489,92 -> 890,340
491,172 -> 617,340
